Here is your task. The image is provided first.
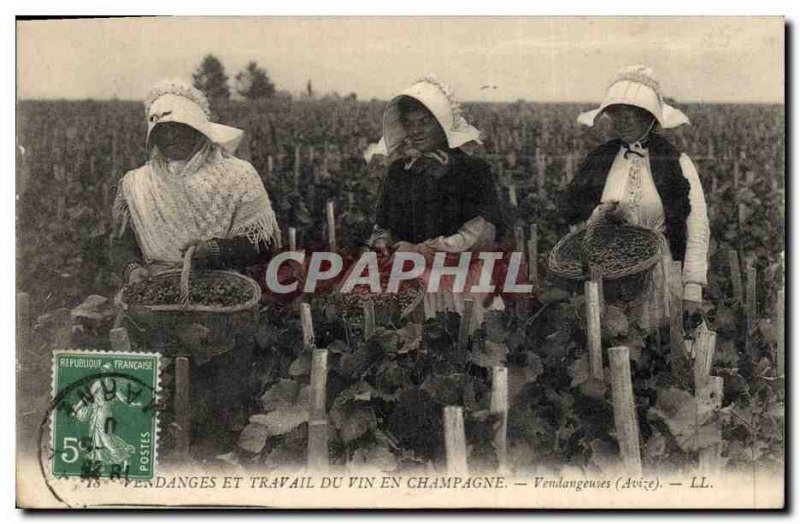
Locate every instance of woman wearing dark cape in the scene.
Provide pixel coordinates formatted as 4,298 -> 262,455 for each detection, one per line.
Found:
365,75 -> 508,329
562,65 -> 710,332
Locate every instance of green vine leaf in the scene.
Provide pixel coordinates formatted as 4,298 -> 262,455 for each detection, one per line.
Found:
288,352 -> 311,377
601,305 -> 629,340
350,442 -> 398,472
421,373 -> 465,406
237,421 -> 270,454
330,388 -> 376,444
567,355 -> 590,387
251,409 -> 309,437
469,340 -> 508,369
260,379 -> 301,412
648,387 -> 721,452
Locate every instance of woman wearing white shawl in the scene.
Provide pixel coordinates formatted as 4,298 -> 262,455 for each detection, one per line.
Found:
109,80 -> 282,443
111,80 -> 281,283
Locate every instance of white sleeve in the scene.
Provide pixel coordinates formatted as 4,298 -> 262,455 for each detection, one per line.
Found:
422,216 -> 496,253
679,153 -> 710,301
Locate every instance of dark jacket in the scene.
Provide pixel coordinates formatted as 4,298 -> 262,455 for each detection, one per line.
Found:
561,134 -> 691,261
375,149 -> 505,244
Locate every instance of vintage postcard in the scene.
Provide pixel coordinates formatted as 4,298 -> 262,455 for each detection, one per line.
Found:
15,16 -> 785,509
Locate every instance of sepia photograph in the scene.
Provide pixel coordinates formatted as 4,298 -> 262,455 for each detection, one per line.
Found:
14,15 -> 785,509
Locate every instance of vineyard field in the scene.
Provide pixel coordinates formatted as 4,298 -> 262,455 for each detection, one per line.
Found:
16,98 -> 785,475
16,98 -> 784,311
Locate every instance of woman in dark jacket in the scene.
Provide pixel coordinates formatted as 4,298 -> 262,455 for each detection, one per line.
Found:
365,76 -> 506,327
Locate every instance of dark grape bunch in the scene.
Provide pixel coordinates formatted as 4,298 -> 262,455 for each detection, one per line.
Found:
560,227 -> 658,277
583,230 -> 656,272
123,275 -> 252,307
335,278 -> 423,323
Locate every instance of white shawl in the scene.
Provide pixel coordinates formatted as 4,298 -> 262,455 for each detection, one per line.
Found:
113,142 -> 281,265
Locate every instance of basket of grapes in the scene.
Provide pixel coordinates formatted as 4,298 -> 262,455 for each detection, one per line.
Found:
115,247 -> 261,358
547,221 -> 663,304
328,254 -> 426,336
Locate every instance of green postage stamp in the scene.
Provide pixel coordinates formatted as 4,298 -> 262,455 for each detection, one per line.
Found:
51,350 -> 160,480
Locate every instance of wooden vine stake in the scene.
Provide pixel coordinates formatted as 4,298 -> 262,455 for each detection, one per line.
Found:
308,349 -> 329,471
326,201 -> 337,253
293,144 -> 301,189
660,255 -> 672,324
508,184 -> 518,208
300,302 -> 315,348
608,346 -> 642,475
735,162 -> 748,229
490,367 -> 509,473
288,227 -> 297,252
514,225 -> 525,257
745,261 -> 757,335
444,406 -> 468,476
535,146 -> 546,196
512,228 -> 529,317
363,300 -> 376,340
693,328 -> 717,389
777,288 -> 785,399
589,265 -> 604,313
527,224 -> 539,290
698,376 -> 724,476
16,293 -> 30,354
496,163 -> 506,186
299,302 -> 329,470
267,155 -> 274,176
457,298 -> 475,352
668,261 -> 686,379
563,152 -> 574,188
693,328 -> 723,475
584,281 -> 604,381
322,142 -> 330,176
111,128 -> 119,173
174,356 -> 191,459
52,308 -> 73,350
54,166 -> 66,222
728,250 -> 742,303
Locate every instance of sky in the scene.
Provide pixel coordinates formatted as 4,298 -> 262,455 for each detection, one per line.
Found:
17,16 -> 784,103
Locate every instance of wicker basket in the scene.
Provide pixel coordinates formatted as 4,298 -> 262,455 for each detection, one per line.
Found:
331,278 -> 426,330
548,222 -> 663,304
115,252 -> 261,358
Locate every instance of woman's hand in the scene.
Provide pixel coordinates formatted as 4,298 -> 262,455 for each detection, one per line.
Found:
393,241 -> 434,255
127,266 -> 150,284
371,238 -> 391,257
588,202 -> 613,224
182,240 -> 218,270
589,202 -> 636,225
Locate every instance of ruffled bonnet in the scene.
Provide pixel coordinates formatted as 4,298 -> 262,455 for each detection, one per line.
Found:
364,75 -> 482,163
144,79 -> 244,154
577,65 -> 690,129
